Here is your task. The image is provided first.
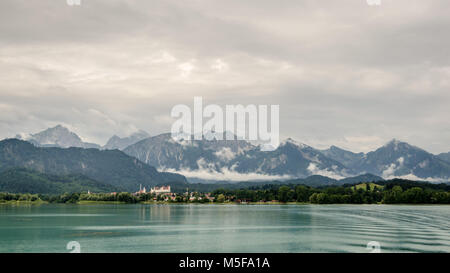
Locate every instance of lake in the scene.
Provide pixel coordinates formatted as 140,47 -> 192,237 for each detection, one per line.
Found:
0,204 -> 449,253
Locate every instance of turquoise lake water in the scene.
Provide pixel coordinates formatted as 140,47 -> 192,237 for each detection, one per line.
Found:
0,204 -> 448,253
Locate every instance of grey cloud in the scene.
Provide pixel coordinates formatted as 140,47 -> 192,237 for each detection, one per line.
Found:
0,0 -> 449,153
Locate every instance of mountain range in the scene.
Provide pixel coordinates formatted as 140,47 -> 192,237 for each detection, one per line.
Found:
18,125 -> 150,151
103,130 -> 150,150
438,152 -> 450,163
17,125 -> 101,149
0,138 -> 186,191
8,125 -> 450,183
157,173 -> 385,193
124,134 -> 450,182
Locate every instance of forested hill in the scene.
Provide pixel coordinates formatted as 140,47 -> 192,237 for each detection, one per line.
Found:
0,139 -> 186,191
0,168 -> 119,194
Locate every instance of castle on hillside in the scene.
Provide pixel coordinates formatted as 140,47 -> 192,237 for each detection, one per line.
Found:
150,185 -> 171,195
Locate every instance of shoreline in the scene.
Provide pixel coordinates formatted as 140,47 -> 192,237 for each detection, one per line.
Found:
1,200 -> 448,206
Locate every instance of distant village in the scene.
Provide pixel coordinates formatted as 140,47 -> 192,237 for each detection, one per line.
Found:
7,180 -> 449,205
87,185 -> 217,203
83,184 -> 287,204
137,185 -> 217,202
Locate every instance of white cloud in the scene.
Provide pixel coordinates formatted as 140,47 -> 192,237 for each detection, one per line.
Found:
0,0 -> 449,154
159,166 -> 292,182
178,62 -> 195,77
383,173 -> 448,183
214,147 -> 236,161
307,163 -> 346,180
418,160 -> 429,168
382,157 -> 405,177
211,59 -> 229,72
380,157 -> 447,182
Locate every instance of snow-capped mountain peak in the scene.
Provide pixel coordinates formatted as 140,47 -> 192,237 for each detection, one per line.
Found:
281,138 -> 309,149
26,125 -> 100,149
104,130 -> 150,150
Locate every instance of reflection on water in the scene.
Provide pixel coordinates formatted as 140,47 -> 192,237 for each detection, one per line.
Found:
0,204 -> 449,253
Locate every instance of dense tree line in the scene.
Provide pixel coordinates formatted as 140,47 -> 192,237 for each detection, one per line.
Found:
2,180 -> 450,205
0,192 -> 40,202
0,192 -> 141,204
212,181 -> 450,204
45,192 -> 142,203
0,191 -> 212,204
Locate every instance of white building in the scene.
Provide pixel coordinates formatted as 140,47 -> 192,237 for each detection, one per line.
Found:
135,184 -> 147,195
150,186 -> 171,195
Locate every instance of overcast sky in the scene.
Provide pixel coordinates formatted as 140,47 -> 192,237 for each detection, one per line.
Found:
0,0 -> 449,153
